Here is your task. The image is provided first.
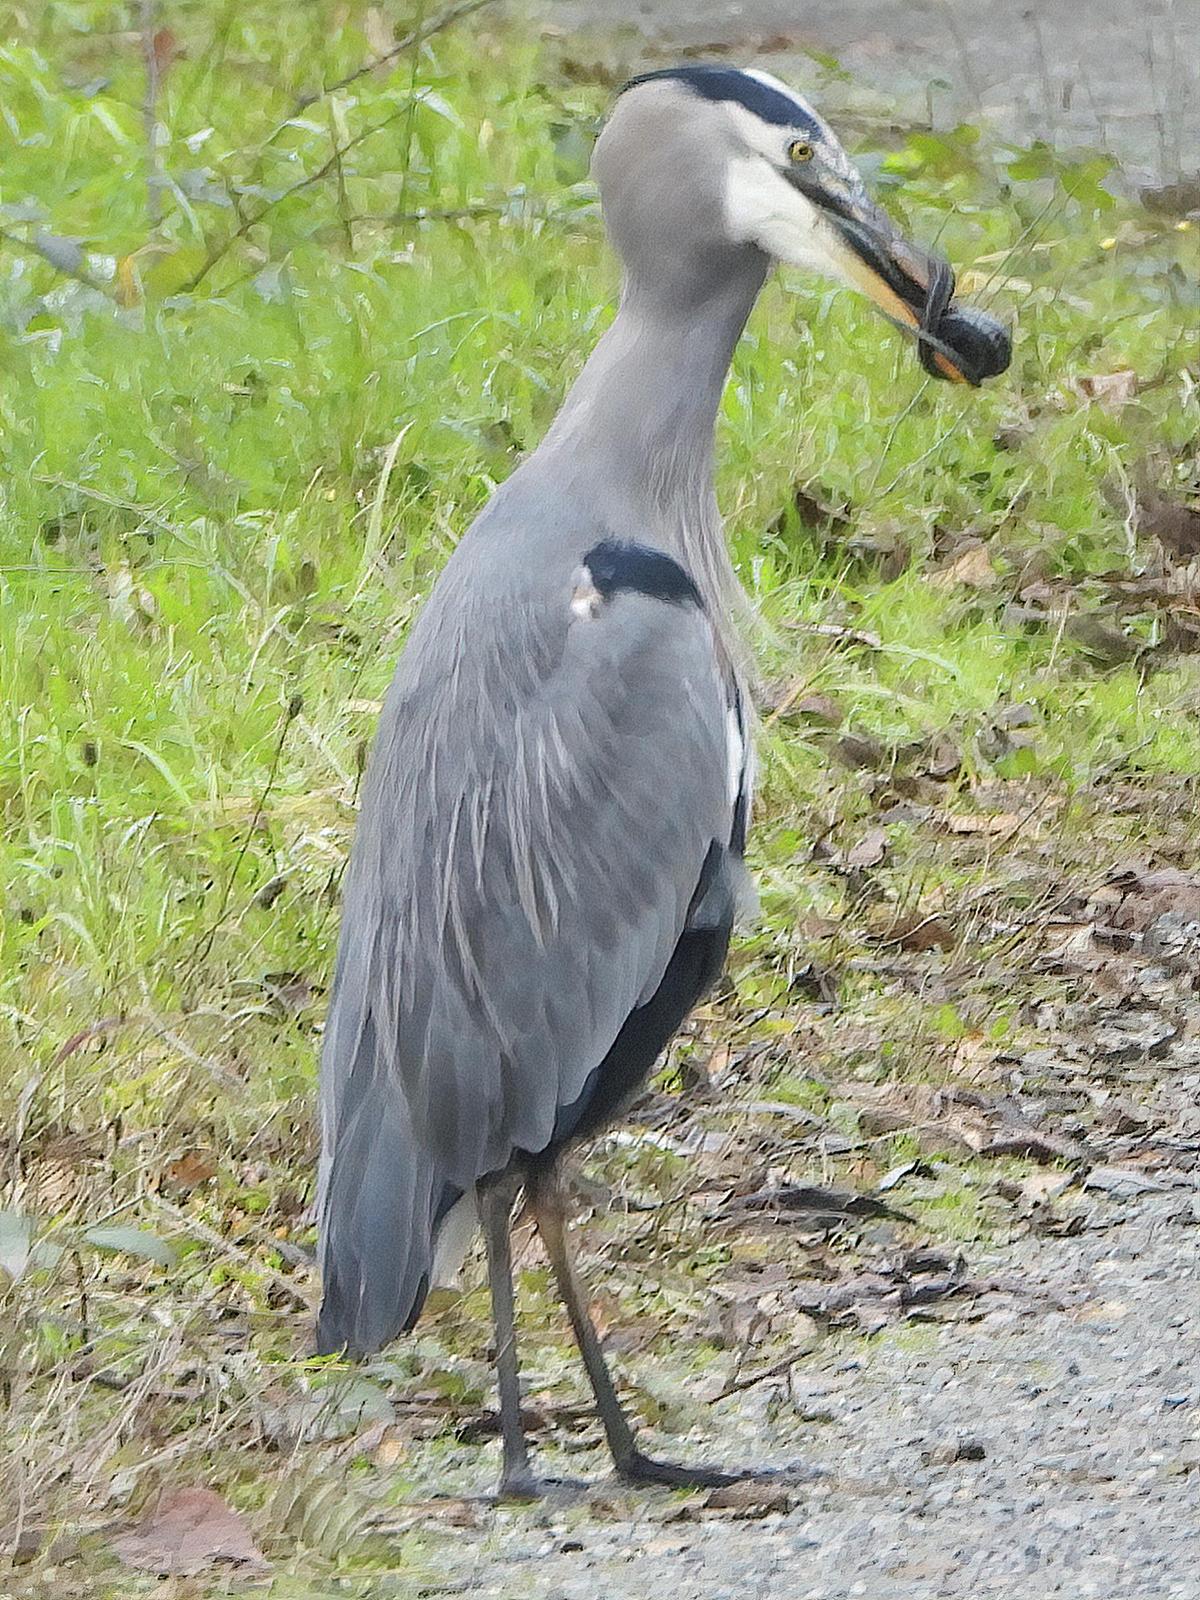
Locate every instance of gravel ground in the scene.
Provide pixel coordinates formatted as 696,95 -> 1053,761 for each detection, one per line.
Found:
427,1191 -> 1199,1598
535,0 -> 1199,186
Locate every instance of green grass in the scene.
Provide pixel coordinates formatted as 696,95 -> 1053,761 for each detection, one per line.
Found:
1,2 -> 1198,1592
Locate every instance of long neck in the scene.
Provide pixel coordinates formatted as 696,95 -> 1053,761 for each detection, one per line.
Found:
534,256 -> 769,626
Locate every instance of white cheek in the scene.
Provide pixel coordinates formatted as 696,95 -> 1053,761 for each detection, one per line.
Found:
724,156 -> 844,280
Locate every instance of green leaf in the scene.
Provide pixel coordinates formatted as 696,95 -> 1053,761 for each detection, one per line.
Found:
931,1003 -> 968,1041
83,1226 -> 177,1268
1060,158 -> 1116,212
0,1210 -> 34,1282
1006,144 -> 1054,182
143,246 -> 209,298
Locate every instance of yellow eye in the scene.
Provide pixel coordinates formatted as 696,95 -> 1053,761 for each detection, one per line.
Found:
788,139 -> 814,164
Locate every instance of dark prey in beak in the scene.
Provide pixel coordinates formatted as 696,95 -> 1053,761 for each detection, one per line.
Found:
811,188 -> 1013,387
914,258 -> 1012,386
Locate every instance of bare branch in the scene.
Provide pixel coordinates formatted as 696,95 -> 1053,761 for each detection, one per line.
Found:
287,0 -> 502,125
183,0 -> 504,294
182,94 -> 422,292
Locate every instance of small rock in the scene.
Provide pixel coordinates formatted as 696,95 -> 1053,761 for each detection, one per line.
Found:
703,1479 -> 792,1517
1084,1165 -> 1172,1196
1163,1443 -> 1200,1475
1091,1014 -> 1178,1062
921,1438 -> 987,1466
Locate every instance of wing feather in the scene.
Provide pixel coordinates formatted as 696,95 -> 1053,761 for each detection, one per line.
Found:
317,571 -> 734,1354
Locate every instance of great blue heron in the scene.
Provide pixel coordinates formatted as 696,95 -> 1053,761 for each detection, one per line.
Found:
316,65 -> 1010,1497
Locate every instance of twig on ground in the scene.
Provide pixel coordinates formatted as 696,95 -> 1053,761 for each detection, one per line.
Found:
150,1194 -> 314,1309
712,1342 -> 821,1403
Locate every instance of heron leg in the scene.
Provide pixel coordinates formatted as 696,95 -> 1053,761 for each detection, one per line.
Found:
479,1172 -> 539,1501
529,1171 -> 738,1490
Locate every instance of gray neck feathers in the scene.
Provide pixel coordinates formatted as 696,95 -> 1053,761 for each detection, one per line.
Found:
534,253 -> 769,653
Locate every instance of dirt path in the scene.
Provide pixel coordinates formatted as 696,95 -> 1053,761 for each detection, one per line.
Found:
536,0 -> 1199,186
420,1190 -> 1198,1599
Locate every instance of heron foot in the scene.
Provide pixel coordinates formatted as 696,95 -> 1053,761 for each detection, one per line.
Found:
615,1449 -> 740,1490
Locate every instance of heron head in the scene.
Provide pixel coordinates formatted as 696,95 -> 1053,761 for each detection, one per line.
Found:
599,66 -> 1010,386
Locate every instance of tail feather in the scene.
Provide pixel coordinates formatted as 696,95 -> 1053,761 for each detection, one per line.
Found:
316,1012 -> 459,1356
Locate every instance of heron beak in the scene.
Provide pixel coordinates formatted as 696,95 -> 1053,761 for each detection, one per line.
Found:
795,176 -> 1012,386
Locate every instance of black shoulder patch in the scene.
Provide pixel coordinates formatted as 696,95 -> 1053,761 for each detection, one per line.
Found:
583,540 -> 703,610
621,65 -> 816,132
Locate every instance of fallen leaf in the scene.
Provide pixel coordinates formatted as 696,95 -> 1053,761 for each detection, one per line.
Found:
1076,369 -> 1138,408
110,1487 -> 269,1577
933,542 -> 999,588
1065,613 -> 1139,666
792,691 -> 843,725
166,1150 -> 217,1190
834,732 -> 886,770
115,254 -> 141,309
846,827 -> 888,869
941,811 -> 1021,836
1139,489 -> 1200,561
877,910 -> 957,953
922,738 -> 962,779
151,28 -> 181,79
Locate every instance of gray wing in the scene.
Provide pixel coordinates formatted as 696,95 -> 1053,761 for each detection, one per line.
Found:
316,568 -> 733,1354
